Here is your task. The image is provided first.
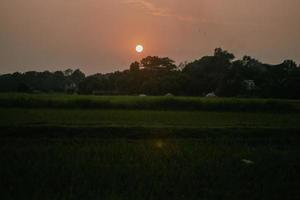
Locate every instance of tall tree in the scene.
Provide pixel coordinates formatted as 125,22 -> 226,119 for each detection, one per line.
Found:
70,69 -> 86,85
140,56 -> 177,71
129,61 -> 140,72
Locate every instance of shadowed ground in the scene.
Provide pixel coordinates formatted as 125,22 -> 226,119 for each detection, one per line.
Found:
0,95 -> 299,199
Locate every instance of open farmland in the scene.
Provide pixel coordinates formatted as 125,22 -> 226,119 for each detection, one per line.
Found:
0,94 -> 299,200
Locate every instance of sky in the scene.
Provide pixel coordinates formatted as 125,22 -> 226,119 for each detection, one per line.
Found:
0,0 -> 300,74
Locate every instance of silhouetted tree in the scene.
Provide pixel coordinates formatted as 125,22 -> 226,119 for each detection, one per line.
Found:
64,69 -> 73,77
130,61 -> 140,72
70,69 -> 85,85
183,48 -> 234,95
141,56 -> 177,71
1,48 -> 300,99
214,48 -> 235,61
17,83 -> 31,93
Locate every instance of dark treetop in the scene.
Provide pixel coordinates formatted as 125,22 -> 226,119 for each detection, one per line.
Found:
1,48 -> 300,99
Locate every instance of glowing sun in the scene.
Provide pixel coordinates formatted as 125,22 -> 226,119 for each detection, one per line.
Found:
135,45 -> 144,53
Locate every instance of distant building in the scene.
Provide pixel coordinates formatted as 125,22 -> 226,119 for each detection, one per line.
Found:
206,92 -> 217,97
92,91 -> 127,95
165,93 -> 174,97
244,80 -> 256,91
64,82 -> 77,92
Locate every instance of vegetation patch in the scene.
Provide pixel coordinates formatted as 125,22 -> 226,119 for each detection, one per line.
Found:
0,94 -> 298,112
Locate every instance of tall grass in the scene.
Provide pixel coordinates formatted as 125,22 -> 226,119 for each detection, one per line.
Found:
0,138 -> 299,200
0,93 -> 298,112
1,109 -> 300,129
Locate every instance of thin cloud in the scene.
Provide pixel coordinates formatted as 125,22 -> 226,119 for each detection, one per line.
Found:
123,0 -> 267,27
123,0 -> 197,23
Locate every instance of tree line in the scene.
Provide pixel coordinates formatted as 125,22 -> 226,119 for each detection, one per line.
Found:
0,48 -> 300,98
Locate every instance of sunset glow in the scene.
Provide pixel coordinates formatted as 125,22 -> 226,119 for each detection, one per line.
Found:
0,0 -> 300,74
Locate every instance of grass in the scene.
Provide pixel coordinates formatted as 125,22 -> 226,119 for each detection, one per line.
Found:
0,138 -> 299,200
1,108 -> 300,134
0,93 -> 299,112
0,94 -> 299,199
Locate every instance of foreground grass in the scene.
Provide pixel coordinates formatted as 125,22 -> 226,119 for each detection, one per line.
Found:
1,108 -> 300,130
0,138 -> 299,200
1,95 -> 299,199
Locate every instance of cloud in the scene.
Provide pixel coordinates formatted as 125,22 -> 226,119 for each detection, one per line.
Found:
123,0 -> 196,22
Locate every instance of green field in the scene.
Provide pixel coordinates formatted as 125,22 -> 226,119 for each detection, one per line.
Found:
1,108 -> 300,128
0,94 -> 299,199
1,93 -> 299,111
1,138 -> 299,200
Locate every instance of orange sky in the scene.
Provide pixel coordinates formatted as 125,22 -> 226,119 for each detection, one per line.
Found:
0,0 -> 300,74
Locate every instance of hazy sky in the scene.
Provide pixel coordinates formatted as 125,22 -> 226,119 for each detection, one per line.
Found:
1,0 -> 300,74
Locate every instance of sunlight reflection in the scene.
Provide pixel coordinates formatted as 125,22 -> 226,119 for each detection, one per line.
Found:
155,140 -> 164,148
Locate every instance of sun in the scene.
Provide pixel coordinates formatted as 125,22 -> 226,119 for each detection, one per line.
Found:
135,45 -> 144,53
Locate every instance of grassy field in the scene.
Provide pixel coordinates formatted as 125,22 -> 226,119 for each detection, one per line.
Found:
1,138 -> 299,200
0,93 -> 299,111
1,108 -> 300,129
0,94 -> 299,199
